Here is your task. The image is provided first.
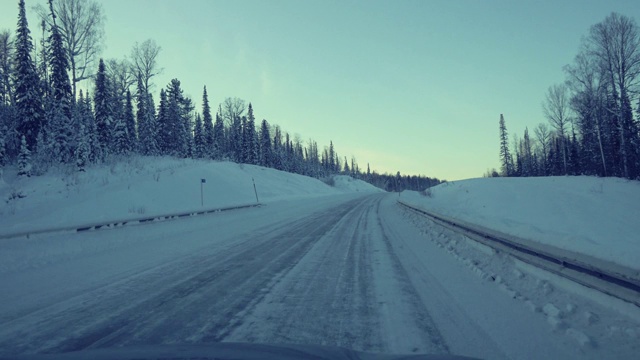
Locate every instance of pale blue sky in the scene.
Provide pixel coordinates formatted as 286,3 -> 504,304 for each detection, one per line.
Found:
2,0 -> 639,180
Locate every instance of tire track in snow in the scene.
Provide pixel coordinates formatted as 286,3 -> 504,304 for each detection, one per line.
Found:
372,199 -> 450,354
0,198 -> 363,355
224,195 -> 384,351
225,195 -> 450,355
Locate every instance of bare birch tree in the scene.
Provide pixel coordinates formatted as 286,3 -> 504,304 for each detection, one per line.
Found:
131,39 -> 162,95
543,83 -> 571,174
0,30 -> 12,106
35,0 -> 105,99
586,13 -> 640,178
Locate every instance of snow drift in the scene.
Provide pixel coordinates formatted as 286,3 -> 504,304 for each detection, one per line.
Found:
401,176 -> 640,271
0,156 -> 380,235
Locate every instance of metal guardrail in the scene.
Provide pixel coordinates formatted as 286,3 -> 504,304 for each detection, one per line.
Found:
0,203 -> 262,240
397,200 -> 640,308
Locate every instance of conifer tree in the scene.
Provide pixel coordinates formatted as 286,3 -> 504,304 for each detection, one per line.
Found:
155,88 -> 168,154
202,86 -> 214,157
243,103 -> 258,164
230,114 -> 242,162
182,97 -> 194,158
94,58 -> 111,156
248,118 -> 258,164
259,119 -> 271,167
522,127 -> 533,176
76,123 -> 89,171
124,89 -> 136,151
112,114 -> 128,155
164,79 -> 191,157
193,113 -> 205,158
273,126 -> 283,170
136,77 -> 155,155
14,0 -> 44,152
0,125 -> 6,167
213,111 -> 224,159
80,90 -> 100,162
18,135 -> 31,177
47,0 -> 72,112
165,82 -> 181,156
145,92 -> 158,155
499,114 -> 513,176
328,141 -> 336,173
568,131 -> 581,175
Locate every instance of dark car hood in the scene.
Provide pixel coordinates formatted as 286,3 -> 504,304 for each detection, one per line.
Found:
1,342 -> 479,360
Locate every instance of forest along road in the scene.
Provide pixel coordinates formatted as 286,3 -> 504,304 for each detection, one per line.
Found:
0,194 -> 579,359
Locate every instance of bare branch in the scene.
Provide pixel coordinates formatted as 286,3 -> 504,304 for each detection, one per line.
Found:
131,39 -> 162,94
34,0 -> 105,99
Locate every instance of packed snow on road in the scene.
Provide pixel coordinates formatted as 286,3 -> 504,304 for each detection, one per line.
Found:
1,158 -> 638,359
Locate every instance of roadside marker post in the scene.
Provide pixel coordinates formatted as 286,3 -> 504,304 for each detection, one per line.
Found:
201,178 -> 206,206
252,178 -> 259,204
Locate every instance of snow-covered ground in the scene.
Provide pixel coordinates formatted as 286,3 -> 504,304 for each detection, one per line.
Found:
1,161 -> 639,359
400,176 -> 640,271
0,156 -> 380,235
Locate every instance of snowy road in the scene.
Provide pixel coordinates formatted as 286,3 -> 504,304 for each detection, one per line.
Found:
0,194 -> 614,359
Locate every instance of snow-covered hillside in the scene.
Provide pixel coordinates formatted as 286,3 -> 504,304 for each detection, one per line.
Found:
401,176 -> 640,271
0,156 -> 380,235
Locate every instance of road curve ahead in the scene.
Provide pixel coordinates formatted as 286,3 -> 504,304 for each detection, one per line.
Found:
0,194 -> 580,359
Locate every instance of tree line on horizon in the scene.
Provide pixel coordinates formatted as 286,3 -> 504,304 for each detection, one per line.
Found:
493,12 -> 640,181
0,0 -> 440,192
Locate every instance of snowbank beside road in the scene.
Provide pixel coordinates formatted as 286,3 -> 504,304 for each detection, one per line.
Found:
401,176 -> 640,271
332,175 -> 384,193
0,156 -> 377,235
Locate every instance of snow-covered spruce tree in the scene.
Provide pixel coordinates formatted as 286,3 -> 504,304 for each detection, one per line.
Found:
193,113 -> 205,158
75,123 -> 89,172
499,114 -> 513,176
212,111 -> 225,160
283,132 -> 292,172
164,79 -> 192,157
154,88 -> 168,154
328,141 -> 336,174
18,135 -> 31,177
112,112 -> 128,155
259,119 -> 271,167
165,83 -> 181,156
145,92 -> 158,155
272,125 -> 283,170
521,127 -> 533,177
248,118 -> 259,164
186,126 -> 195,158
0,30 -> 12,106
136,77 -> 155,155
124,89 -> 136,152
46,0 -> 74,164
182,97 -> 194,158
242,103 -> 258,164
14,0 -> 44,152
46,103 -> 74,163
93,58 -> 112,157
0,125 -> 6,167
202,86 -> 214,158
229,114 -> 242,162
79,90 -> 100,163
